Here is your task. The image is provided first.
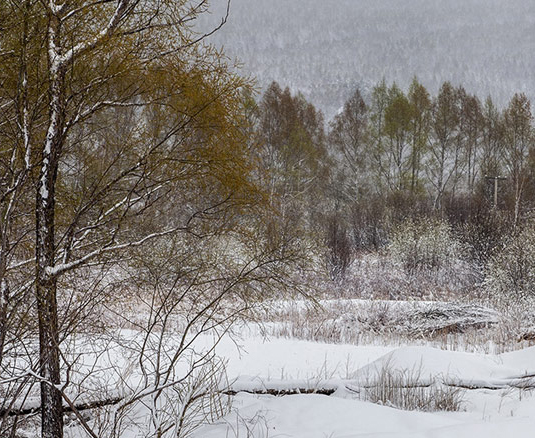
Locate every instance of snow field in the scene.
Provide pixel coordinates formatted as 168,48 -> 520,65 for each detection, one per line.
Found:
194,334 -> 535,437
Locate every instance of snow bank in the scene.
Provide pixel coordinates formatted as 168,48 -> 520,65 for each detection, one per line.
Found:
352,345 -> 535,389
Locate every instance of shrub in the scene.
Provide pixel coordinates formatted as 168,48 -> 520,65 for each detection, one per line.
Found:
484,225 -> 535,303
388,218 -> 462,275
325,216 -> 352,280
456,211 -> 511,269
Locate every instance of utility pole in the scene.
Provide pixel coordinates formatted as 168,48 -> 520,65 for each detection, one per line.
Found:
485,175 -> 507,209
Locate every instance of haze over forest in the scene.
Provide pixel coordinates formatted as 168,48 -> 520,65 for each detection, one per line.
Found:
205,0 -> 535,118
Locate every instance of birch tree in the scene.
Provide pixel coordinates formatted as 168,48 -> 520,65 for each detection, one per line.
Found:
407,78 -> 431,195
328,87 -> 369,198
427,82 -> 460,212
458,91 -> 483,198
502,93 -> 533,224
383,84 -> 412,192
0,1 -> 280,437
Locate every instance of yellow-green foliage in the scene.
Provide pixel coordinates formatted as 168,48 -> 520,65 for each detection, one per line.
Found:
1,0 -> 268,275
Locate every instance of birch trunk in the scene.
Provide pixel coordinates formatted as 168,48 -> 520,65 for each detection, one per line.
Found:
36,11 -> 65,438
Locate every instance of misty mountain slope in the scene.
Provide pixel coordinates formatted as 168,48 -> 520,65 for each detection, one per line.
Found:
203,0 -> 535,118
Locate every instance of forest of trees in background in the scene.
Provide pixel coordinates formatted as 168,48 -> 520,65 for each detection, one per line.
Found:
205,0 -> 535,120
251,79 -> 535,288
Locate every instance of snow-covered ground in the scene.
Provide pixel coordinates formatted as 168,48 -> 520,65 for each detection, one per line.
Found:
220,335 -> 392,381
196,391 -> 535,438
13,302 -> 534,437
192,334 -> 535,438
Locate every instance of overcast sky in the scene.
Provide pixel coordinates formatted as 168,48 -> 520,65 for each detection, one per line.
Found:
203,0 -> 535,118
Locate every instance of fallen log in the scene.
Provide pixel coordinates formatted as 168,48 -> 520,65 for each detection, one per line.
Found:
224,388 -> 336,396
1,396 -> 123,417
1,387 -> 337,418
5,374 -> 534,418
444,378 -> 535,391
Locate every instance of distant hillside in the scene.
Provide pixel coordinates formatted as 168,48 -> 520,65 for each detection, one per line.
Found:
202,0 -> 535,119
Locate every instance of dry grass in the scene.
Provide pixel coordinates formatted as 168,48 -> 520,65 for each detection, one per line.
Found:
265,299 -> 535,354
349,360 -> 465,412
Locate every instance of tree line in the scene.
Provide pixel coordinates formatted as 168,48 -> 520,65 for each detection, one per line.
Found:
330,79 -> 534,217
250,79 -> 535,278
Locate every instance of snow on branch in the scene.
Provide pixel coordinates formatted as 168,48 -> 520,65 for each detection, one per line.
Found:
45,226 -> 188,278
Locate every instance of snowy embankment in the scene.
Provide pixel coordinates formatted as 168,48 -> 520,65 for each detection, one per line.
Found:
226,344 -> 535,393
353,346 -> 535,390
194,335 -> 535,437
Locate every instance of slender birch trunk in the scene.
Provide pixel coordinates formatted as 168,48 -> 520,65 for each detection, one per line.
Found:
36,11 -> 65,438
